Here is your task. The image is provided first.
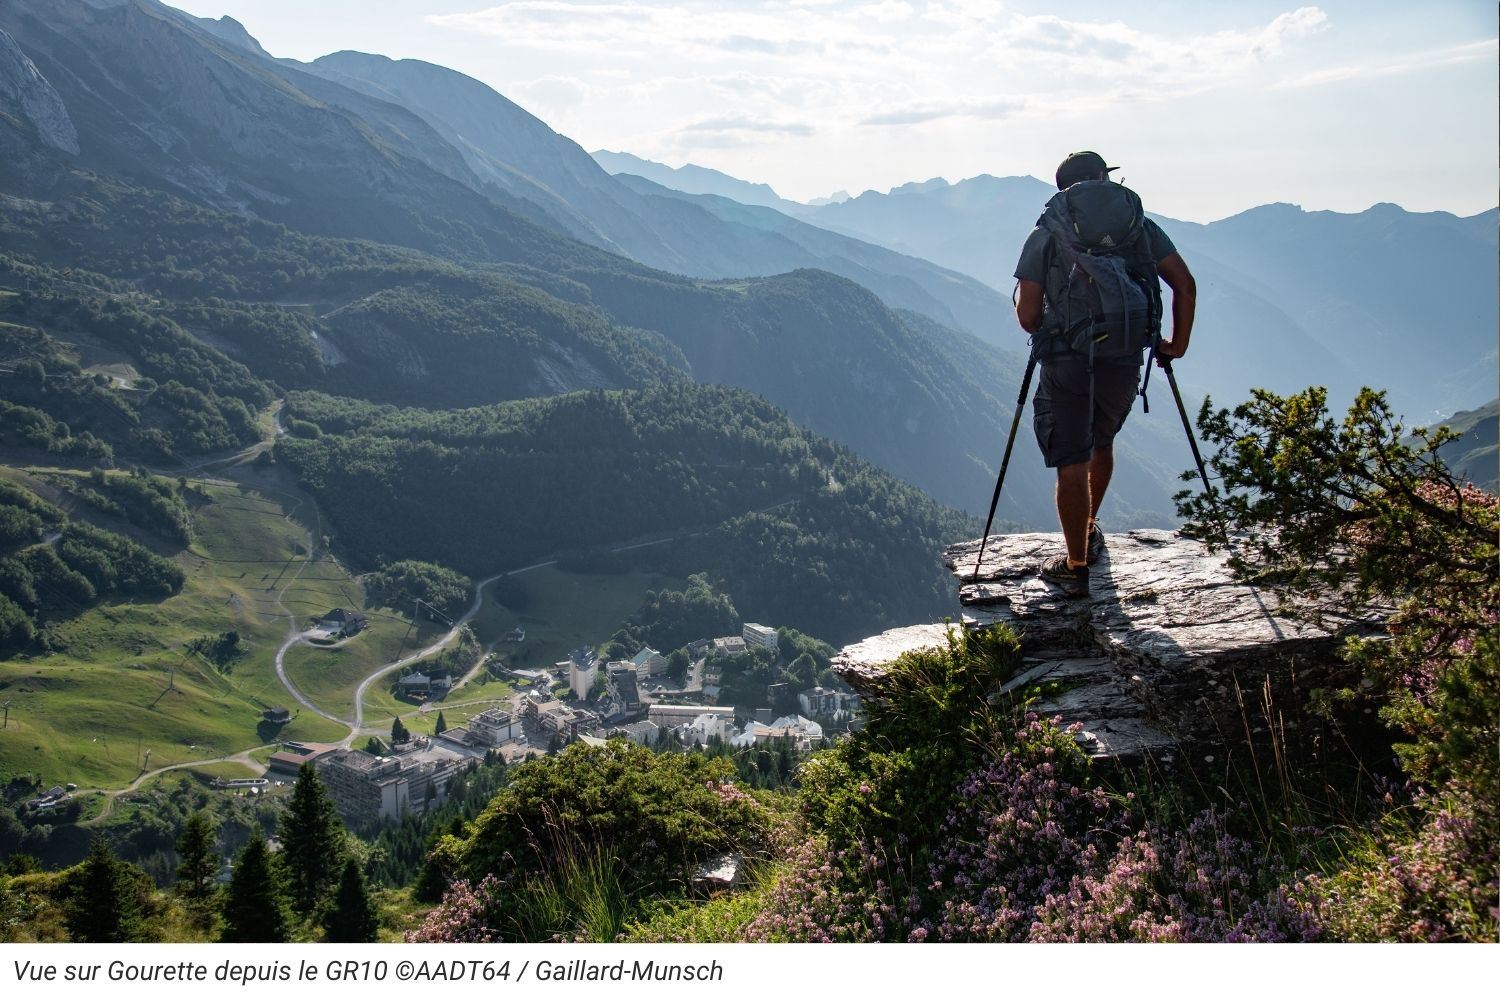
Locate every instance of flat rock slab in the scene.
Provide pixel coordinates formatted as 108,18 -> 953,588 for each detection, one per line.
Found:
949,530 -> 1350,663
834,623 -> 963,691
835,530 -> 1382,762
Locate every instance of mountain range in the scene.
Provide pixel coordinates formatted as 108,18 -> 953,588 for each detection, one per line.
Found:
0,0 -> 1167,537
594,159 -> 1498,426
1,0 -> 1492,560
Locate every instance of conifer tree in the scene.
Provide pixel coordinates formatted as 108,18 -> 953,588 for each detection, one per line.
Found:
1183,386 -> 1500,789
434,710 -> 447,735
323,858 -> 379,942
66,834 -> 144,942
220,831 -> 290,942
392,716 -> 410,744
278,763 -> 346,917
175,810 -> 220,903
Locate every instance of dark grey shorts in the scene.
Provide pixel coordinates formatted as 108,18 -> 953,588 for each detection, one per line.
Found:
1032,358 -> 1140,468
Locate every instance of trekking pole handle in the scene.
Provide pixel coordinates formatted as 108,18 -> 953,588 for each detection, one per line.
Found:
1013,359 -> 1034,405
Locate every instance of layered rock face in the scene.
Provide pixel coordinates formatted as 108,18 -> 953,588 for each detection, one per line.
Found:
0,27 -> 78,154
836,530 -> 1385,762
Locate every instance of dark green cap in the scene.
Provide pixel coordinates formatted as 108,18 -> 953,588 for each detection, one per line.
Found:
1056,151 -> 1117,189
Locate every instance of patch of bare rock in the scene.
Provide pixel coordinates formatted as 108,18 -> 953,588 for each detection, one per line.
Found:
835,529 -> 1385,764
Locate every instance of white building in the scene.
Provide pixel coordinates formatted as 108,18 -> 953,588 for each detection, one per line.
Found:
748,714 -> 824,752
468,708 -> 518,746
611,720 -> 661,746
558,646 -> 599,701
523,695 -> 600,743
630,645 -> 667,677
648,703 -> 736,727
711,636 -> 747,657
314,745 -> 464,828
681,711 -> 732,746
798,686 -> 853,718
742,622 -> 778,650
569,659 -> 599,701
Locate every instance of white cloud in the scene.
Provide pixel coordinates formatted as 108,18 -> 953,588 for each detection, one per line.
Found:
430,4 -> 1347,162
1255,6 -> 1331,58
433,4 -> 1337,97
678,114 -> 817,137
859,1 -> 915,22
429,2 -> 844,62
1003,16 -> 1139,63
992,6 -> 1329,86
1271,37 -> 1495,90
861,95 -> 1026,126
510,75 -> 590,112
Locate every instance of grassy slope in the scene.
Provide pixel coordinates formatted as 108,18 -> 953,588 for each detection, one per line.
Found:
0,466 -> 351,786
283,622 -> 437,722
0,457 -> 706,786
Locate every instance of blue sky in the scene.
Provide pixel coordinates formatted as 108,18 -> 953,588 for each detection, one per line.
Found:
167,1 -> 1497,222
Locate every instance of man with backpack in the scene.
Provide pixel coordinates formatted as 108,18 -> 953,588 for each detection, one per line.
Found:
1013,151 -> 1196,596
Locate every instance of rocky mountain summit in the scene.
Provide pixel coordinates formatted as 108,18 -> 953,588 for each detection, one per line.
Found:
835,530 -> 1387,762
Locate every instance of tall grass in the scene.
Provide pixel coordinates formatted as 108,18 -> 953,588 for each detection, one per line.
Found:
504,845 -> 632,942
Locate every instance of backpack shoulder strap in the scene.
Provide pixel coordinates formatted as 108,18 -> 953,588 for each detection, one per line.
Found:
1039,189 -> 1082,254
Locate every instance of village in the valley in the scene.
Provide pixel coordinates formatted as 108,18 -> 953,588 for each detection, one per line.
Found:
223,610 -> 863,834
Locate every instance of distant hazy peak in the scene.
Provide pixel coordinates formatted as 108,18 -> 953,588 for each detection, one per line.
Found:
188,14 -> 271,59
890,177 -> 950,195
591,150 -> 796,210
592,149 -> 659,174
1210,199 -> 1500,229
808,190 -> 851,206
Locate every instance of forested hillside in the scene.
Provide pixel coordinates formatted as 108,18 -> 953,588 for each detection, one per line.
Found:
0,476 -> 185,652
278,383 -> 974,645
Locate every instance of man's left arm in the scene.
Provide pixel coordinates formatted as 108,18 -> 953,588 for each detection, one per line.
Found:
1154,252 -> 1196,362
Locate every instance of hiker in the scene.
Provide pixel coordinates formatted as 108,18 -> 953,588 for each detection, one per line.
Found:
1013,151 -> 1196,596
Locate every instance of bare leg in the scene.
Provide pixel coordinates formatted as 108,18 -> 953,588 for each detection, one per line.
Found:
1055,462 -> 1090,565
1088,446 -> 1115,521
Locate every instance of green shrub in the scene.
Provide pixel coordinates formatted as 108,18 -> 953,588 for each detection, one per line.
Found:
460,741 -> 770,886
412,741 -> 775,941
798,624 -> 1020,851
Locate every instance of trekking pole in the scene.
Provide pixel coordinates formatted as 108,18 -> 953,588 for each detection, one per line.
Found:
1159,356 -> 1282,633
972,355 -> 1037,581
1157,356 -> 1212,499
1158,353 -> 1245,554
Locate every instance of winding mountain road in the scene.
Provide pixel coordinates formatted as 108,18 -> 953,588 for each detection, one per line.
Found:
342,568 -> 511,745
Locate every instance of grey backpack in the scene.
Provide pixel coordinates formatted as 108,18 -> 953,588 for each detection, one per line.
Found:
1037,180 -> 1162,362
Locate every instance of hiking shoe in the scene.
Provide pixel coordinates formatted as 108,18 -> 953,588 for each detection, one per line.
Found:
1039,555 -> 1090,597
1087,521 -> 1106,565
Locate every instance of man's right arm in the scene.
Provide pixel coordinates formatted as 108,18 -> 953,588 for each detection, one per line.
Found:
1154,252 -> 1196,362
1013,227 -> 1050,336
1016,279 -> 1044,334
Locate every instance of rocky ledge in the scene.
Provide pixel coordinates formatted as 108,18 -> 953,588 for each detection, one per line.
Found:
835,529 -> 1385,763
